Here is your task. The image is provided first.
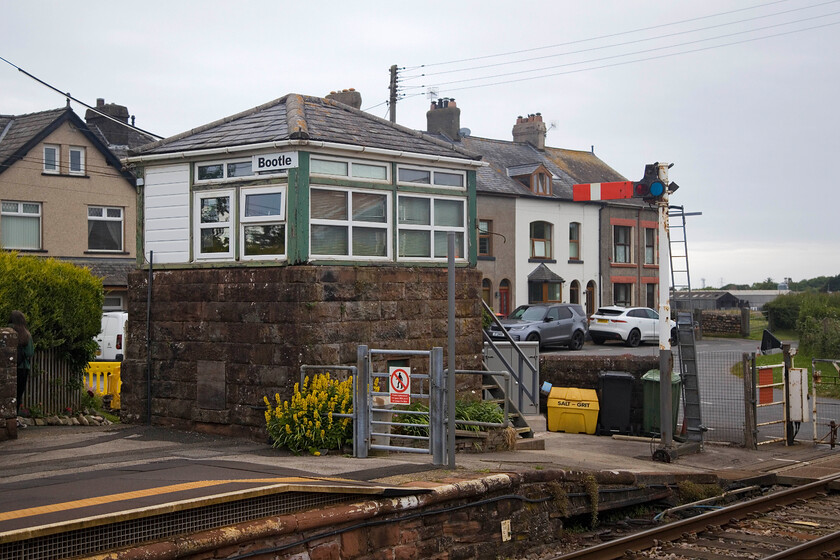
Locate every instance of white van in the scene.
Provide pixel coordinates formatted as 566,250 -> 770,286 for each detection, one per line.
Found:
95,312 -> 128,361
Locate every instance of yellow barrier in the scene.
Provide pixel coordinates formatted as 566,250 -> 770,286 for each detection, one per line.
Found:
85,362 -> 122,410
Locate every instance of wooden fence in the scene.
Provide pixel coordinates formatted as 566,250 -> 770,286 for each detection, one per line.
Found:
20,349 -> 81,416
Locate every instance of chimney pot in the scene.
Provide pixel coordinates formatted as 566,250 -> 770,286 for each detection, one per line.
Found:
512,111 -> 548,150
97,98 -> 105,107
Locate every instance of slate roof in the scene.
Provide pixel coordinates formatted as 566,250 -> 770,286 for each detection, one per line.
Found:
528,262 -> 564,283
86,121 -> 157,159
0,108 -> 66,170
60,257 -> 137,287
131,94 -> 482,162
0,108 -> 133,181
457,135 -> 632,202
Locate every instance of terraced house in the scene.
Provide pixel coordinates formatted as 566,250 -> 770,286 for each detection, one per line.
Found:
122,91 -> 486,439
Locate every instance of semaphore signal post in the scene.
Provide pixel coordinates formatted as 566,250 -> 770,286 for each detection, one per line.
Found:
574,162 -> 681,460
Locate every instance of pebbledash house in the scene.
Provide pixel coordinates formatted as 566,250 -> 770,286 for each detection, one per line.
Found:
121,91 -> 486,439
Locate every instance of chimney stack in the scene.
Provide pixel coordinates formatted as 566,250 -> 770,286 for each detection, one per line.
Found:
426,97 -> 461,140
326,88 -> 362,110
85,98 -> 131,146
512,112 -> 547,151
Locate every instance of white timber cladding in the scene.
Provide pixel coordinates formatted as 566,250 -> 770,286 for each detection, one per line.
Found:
143,163 -> 191,264
514,198 -> 600,307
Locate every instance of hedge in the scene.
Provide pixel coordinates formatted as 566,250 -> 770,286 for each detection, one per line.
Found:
0,252 -> 103,373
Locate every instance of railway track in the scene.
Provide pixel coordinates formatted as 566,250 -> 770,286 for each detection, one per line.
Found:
551,474 -> 840,559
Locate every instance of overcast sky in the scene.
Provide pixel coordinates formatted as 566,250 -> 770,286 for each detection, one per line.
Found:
3,0 -> 838,287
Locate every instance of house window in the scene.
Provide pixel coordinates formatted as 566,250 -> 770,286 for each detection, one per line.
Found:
1,201 -> 41,250
103,295 -> 124,310
478,219 -> 492,256
646,283 -> 657,309
240,186 -> 286,259
569,222 -> 580,260
614,283 -> 632,307
43,145 -> 59,173
69,146 -> 86,175
530,221 -> 552,259
197,159 -> 255,181
529,281 -> 562,303
644,227 -> 657,264
311,157 -> 389,182
533,172 -> 551,195
397,195 -> 465,260
194,190 -> 234,259
88,206 -> 123,251
613,225 -> 632,264
310,187 -> 390,259
397,166 -> 465,189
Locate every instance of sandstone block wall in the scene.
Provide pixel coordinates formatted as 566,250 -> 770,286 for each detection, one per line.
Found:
122,266 -> 484,440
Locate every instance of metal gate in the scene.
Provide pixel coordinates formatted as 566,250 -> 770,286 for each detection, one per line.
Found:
353,345 -> 448,465
811,358 -> 840,448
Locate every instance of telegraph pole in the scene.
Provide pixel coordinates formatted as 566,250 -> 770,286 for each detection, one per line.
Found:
388,64 -> 398,123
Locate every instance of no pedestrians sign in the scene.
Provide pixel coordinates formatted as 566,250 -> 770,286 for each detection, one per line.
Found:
389,367 -> 411,405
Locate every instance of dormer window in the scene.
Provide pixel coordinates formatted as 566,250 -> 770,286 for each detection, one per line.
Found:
533,171 -> 550,195
507,163 -> 552,196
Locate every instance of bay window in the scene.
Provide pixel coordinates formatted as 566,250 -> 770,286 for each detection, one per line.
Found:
310,187 -> 389,259
398,195 -> 465,260
88,206 -> 123,251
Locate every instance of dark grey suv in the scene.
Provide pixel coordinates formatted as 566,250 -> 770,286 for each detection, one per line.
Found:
488,304 -> 588,350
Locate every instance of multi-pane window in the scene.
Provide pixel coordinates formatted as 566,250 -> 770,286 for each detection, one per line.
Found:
569,222 -> 580,260
644,227 -> 657,264
197,160 -> 254,181
69,147 -> 86,175
529,281 -> 562,303
1,201 -> 41,250
194,191 -> 234,259
530,221 -> 552,259
310,188 -> 389,258
241,186 -> 286,259
311,158 -> 389,182
88,206 -> 123,251
43,145 -> 59,173
397,166 -> 465,189
614,283 -> 632,307
478,219 -> 492,256
397,195 -> 465,259
533,172 -> 550,195
613,225 -> 632,264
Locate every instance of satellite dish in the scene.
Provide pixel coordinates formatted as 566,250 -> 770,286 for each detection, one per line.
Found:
459,127 -> 471,138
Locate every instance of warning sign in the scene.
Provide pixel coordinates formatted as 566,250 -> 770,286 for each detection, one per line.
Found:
389,367 -> 411,405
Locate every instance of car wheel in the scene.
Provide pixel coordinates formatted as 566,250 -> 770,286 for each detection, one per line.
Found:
568,330 -> 584,351
591,335 -> 605,345
625,329 -> 641,347
670,327 -> 679,346
525,332 -> 542,349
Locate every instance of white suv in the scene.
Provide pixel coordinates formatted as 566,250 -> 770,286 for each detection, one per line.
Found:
588,306 -> 677,347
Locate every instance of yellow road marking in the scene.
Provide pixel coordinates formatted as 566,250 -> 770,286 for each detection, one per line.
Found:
0,477 -> 313,522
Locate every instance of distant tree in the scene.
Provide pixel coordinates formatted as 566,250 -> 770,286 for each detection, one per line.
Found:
751,277 -> 777,290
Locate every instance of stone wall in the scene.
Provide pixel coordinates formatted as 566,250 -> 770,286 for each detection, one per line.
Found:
122,266 -> 484,440
540,354 -> 659,435
700,309 -> 749,337
1,328 -> 18,440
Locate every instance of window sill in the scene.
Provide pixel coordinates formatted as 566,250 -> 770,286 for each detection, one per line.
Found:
84,251 -> 130,255
4,248 -> 47,253
610,262 -> 636,268
478,255 -> 496,261
528,258 -> 556,263
567,259 -> 583,264
643,264 -> 659,269
42,172 -> 90,179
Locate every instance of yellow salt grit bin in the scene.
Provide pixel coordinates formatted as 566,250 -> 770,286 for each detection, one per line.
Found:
546,387 -> 600,434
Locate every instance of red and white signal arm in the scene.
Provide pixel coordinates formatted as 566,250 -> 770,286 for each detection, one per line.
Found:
573,181 -> 634,201
389,367 -> 411,405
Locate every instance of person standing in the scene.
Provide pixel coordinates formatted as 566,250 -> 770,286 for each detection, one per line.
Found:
10,310 -> 34,416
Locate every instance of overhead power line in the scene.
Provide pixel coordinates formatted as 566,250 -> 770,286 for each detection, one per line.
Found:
0,55 -> 163,140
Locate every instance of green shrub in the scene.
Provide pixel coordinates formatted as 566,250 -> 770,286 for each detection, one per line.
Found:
764,293 -> 803,331
0,252 -> 103,372
798,317 -> 840,358
393,400 -> 505,437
